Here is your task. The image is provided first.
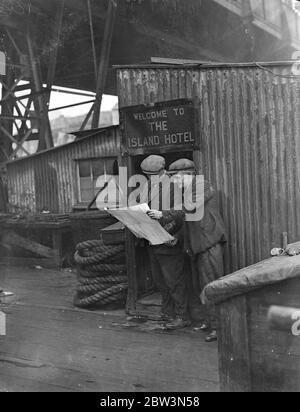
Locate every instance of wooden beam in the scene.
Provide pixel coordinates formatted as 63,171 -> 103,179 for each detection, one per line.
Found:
80,103 -> 95,131
0,257 -> 59,269
17,97 -> 33,136
14,83 -> 31,92
46,0 -> 65,88
0,125 -> 31,156
9,129 -> 33,160
1,75 -> 24,102
49,99 -> 95,112
0,45 -> 14,163
5,29 -> 23,58
13,100 -> 24,120
14,89 -> 49,102
0,146 -> 9,161
26,32 -> 53,150
0,115 -> 37,121
92,0 -> 118,129
44,0 -> 65,128
87,0 -> 98,87
151,57 -> 210,65
2,232 -> 56,259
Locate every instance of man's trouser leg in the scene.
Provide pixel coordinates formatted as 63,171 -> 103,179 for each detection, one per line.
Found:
148,248 -> 174,317
186,257 -> 203,321
154,251 -> 189,319
196,243 -> 225,330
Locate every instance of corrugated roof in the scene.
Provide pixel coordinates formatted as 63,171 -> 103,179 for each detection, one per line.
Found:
6,126 -> 119,165
114,61 -> 296,70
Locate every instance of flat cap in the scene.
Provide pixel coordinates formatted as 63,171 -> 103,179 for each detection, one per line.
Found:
141,155 -> 166,175
169,159 -> 195,174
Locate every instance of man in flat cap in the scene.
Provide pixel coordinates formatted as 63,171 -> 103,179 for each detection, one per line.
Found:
169,159 -> 227,342
139,155 -> 191,330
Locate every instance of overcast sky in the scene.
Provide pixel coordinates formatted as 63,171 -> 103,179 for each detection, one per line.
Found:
48,88 -> 118,120
0,81 -> 118,121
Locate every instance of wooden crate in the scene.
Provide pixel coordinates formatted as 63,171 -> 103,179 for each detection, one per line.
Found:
0,219 -> 72,268
203,244 -> 300,392
70,211 -> 116,246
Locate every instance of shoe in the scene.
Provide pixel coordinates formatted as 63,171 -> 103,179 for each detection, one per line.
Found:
199,322 -> 210,332
205,330 -> 218,343
165,317 -> 192,330
159,312 -> 175,322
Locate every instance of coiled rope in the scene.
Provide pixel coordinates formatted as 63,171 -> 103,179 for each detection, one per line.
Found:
74,240 -> 128,309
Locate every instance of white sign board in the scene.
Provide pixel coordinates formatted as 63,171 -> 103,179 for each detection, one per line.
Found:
0,51 -> 6,76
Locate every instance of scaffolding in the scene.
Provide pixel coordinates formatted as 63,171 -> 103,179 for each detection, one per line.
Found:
0,0 -> 118,165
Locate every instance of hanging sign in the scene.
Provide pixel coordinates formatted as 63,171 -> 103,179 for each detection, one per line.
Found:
121,99 -> 198,154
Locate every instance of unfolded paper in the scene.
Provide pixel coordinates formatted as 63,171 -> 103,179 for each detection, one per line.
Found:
106,204 -> 174,246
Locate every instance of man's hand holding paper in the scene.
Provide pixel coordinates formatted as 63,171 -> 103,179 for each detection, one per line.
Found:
106,204 -> 175,246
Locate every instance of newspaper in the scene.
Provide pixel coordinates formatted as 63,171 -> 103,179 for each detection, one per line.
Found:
106,204 -> 174,246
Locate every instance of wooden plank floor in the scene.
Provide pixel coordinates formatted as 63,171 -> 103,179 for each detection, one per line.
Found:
0,266 -> 219,392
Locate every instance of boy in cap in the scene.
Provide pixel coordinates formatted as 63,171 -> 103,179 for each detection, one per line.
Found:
169,159 -> 227,342
140,155 -> 191,330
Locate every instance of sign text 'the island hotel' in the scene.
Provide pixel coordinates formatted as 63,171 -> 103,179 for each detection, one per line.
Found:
122,100 -> 196,154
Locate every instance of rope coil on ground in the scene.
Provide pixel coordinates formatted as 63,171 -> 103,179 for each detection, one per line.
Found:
78,275 -> 128,286
74,244 -> 125,265
75,284 -> 128,308
74,239 -> 127,309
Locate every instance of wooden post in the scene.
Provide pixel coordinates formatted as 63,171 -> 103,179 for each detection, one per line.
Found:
0,44 -> 14,164
218,296 -> 252,392
92,0 -> 118,129
87,0 -> 98,87
125,154 -> 138,313
26,32 -> 53,151
46,0 -> 65,104
282,232 -> 288,250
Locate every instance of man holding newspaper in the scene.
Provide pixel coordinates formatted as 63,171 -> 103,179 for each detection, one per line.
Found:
140,155 -> 191,330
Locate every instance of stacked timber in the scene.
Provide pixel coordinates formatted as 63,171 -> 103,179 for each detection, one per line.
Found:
5,213 -> 71,224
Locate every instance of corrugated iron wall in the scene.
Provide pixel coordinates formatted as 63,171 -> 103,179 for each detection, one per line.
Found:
117,64 -> 300,272
6,127 -> 121,214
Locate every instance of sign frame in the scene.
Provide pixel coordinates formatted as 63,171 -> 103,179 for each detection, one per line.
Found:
120,98 -> 200,156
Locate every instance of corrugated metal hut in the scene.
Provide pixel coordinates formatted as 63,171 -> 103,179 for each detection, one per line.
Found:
6,126 -> 121,214
116,62 -> 300,274
1,126 -> 122,266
